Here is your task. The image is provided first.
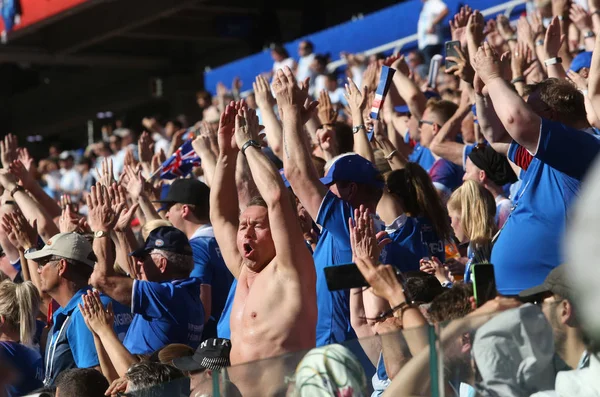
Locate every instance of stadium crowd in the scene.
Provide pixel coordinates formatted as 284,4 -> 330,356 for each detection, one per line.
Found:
1,0 -> 600,395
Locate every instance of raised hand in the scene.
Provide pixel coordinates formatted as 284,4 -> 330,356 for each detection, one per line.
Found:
86,183 -> 122,232
113,184 -> 139,233
390,55 -> 410,76
511,41 -> 530,78
78,290 -> 114,336
473,42 -> 503,85
0,169 -> 18,190
59,195 -> 85,234
450,5 -> 473,44
496,14 -> 515,42
124,165 -> 149,200
272,67 -> 306,109
567,70 -> 588,90
382,54 -> 401,68
1,211 -> 38,251
253,75 -> 276,108
355,256 -> 403,305
348,205 -> 391,262
543,16 -> 566,59
16,148 -> 33,171
467,11 -> 485,48
123,148 -> 137,169
570,4 -> 593,33
217,101 -> 239,155
344,78 -> 369,117
138,131 -> 154,164
232,76 -> 243,94
8,160 -> 35,190
317,90 -> 337,126
517,16 -> 536,49
216,82 -> 229,98
97,157 -> 116,187
0,134 -> 18,169
234,108 -> 261,151
445,45 -> 475,84
419,257 -> 450,284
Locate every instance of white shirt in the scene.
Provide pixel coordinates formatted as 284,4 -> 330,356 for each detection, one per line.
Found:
296,53 -> 316,82
327,87 -> 347,105
273,57 -> 296,73
417,0 -> 447,49
59,168 -> 83,194
153,132 -> 170,156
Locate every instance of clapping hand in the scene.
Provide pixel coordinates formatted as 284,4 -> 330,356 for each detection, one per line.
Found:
8,160 -> 35,190
234,107 -> 261,151
78,289 -> 114,336
272,67 -> 307,109
138,131 -> 154,164
1,211 -> 38,252
317,90 -> 338,126
445,45 -> 475,84
253,75 -> 276,109
349,205 -> 391,262
59,195 -> 88,234
217,101 -> 240,155
543,16 -> 566,60
0,134 -> 17,169
473,42 -> 503,85
111,184 -> 139,233
86,183 -> 122,233
97,157 -> 116,187
344,78 -> 368,117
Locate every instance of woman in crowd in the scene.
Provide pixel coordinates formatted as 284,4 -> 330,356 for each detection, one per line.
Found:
446,180 -> 497,282
0,280 -> 44,396
378,163 -> 453,271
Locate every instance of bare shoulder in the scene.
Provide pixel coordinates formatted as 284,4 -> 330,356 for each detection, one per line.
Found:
272,250 -> 316,284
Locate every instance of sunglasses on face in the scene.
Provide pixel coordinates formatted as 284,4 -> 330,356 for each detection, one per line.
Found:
418,120 -> 436,128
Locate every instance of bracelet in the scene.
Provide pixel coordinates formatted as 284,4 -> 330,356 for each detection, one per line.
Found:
584,30 -> 596,38
9,185 -> 23,197
507,35 -> 518,42
558,15 -> 565,21
384,149 -> 398,160
580,89 -> 589,96
241,140 -> 260,156
511,76 -> 525,84
544,57 -> 562,66
352,124 -> 366,134
535,39 -> 544,47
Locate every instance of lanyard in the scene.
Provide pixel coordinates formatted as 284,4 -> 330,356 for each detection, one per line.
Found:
44,315 -> 70,386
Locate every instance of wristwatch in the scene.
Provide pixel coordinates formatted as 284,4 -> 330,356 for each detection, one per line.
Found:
352,125 -> 366,134
24,247 -> 37,255
544,57 -> 562,66
94,230 -> 108,238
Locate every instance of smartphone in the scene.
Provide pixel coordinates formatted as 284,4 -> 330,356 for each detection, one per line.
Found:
428,54 -> 443,89
324,263 -> 369,291
472,264 -> 497,307
445,40 -> 461,69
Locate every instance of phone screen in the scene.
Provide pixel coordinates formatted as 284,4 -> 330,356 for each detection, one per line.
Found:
445,40 -> 461,69
472,264 -> 497,307
324,263 -> 369,291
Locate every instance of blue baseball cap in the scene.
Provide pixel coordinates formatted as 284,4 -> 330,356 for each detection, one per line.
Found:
394,105 -> 410,114
130,226 -> 193,257
423,90 -> 441,100
569,51 -> 593,73
319,154 -> 384,188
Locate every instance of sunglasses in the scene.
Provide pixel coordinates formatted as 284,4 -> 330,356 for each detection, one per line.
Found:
418,120 -> 436,128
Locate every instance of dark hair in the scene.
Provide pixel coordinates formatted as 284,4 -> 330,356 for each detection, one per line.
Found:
404,271 -> 445,304
386,164 -> 452,241
126,362 -> 187,396
55,368 -> 109,397
149,343 -> 195,364
301,40 -> 314,51
314,54 -> 329,67
325,73 -> 337,82
271,44 -> 289,58
167,119 -> 184,130
428,283 -> 474,323
247,196 -> 268,209
311,155 -> 326,178
333,122 -> 354,154
526,78 -> 587,127
196,90 -> 212,102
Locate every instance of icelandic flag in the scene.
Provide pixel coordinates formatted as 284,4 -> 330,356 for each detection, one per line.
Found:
368,65 -> 396,141
160,140 -> 201,180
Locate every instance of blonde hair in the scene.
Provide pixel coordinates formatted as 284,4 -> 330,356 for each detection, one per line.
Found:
142,219 -> 173,241
447,180 -> 497,242
0,280 -> 41,346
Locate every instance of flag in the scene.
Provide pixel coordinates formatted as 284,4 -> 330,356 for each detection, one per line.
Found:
368,65 -> 395,141
160,140 -> 201,180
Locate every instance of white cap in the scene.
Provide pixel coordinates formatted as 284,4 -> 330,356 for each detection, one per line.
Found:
25,232 -> 96,267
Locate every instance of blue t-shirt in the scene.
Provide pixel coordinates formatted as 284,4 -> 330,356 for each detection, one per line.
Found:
44,287 -> 132,385
123,277 -> 204,355
491,119 -> 600,294
189,225 -> 234,340
408,143 -> 436,172
0,341 -> 44,396
380,215 -> 445,272
429,158 -> 465,198
216,279 -> 237,340
313,191 -> 356,346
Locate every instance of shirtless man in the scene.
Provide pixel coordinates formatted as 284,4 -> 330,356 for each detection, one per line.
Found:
210,100 -> 317,365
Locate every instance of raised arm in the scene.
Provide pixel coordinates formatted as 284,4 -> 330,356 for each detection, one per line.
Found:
274,67 -> 328,221
253,75 -> 284,159
474,76 -> 512,157
88,184 -> 133,307
473,43 -> 541,153
391,57 -> 427,121
124,166 -> 160,223
192,124 -> 218,187
345,77 -> 375,163
112,185 -> 140,277
541,17 -> 568,80
234,106 -> 313,274
210,102 -> 244,279
0,169 -> 59,243
11,155 -> 61,219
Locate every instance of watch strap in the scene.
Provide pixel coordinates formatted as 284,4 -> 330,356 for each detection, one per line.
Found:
241,140 -> 260,156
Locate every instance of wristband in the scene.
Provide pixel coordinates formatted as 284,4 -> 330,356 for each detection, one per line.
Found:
384,150 -> 398,160
558,15 -> 565,21
584,30 -> 596,38
511,76 -> 525,84
9,185 -> 23,197
544,57 -> 562,66
241,140 -> 261,156
352,125 -> 366,134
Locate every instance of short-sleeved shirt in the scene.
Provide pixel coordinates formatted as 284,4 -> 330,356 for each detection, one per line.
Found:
44,287 -> 132,385
408,143 -> 436,172
491,119 -> 600,294
381,215 -> 445,271
417,0 -> 447,49
216,279 -> 237,339
429,158 -> 464,200
313,191 -> 357,346
0,341 -> 44,396
123,277 -> 204,355
189,225 -> 234,339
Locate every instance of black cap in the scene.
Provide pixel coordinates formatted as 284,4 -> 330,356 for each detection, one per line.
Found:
154,178 -> 210,209
172,338 -> 231,372
468,144 -> 518,186
130,226 -> 193,257
519,265 -> 573,302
